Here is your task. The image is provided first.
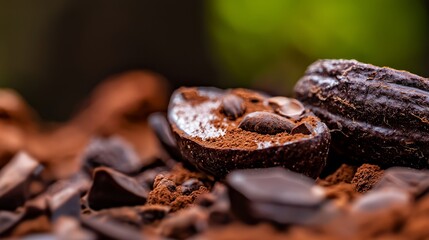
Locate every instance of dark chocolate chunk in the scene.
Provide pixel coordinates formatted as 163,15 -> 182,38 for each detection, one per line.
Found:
138,205 -> 170,224
83,136 -> 142,174
373,167 -> 429,198
47,180 -> 82,221
158,208 -> 208,239
351,189 -> 411,213
81,216 -> 142,240
221,93 -> 245,120
54,217 -> 96,240
0,210 -> 25,236
239,111 -> 295,135
227,168 -> 326,226
0,152 -> 43,210
291,123 -> 313,135
294,59 -> 429,168
87,167 -> 147,210
91,207 -> 143,228
181,178 -> 204,195
148,112 -> 182,160
135,166 -> 169,190
168,87 -> 331,178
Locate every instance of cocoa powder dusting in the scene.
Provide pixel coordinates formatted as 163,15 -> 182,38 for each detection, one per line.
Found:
173,88 -> 319,150
320,164 -> 357,186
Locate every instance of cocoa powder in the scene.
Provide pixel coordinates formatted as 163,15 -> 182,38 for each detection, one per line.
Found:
147,164 -> 211,212
352,164 -> 384,193
172,88 -> 319,150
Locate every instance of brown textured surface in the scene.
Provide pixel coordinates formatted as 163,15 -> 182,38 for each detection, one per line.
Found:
294,59 -> 429,168
352,164 -> 384,193
169,87 -> 331,178
147,164 -> 211,212
4,63 -> 429,239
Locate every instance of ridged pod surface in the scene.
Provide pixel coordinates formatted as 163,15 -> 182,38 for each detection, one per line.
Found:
294,59 -> 429,168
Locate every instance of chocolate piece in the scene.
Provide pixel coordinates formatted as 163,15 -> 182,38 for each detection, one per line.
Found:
138,205 -> 170,224
91,207 -> 143,228
148,112 -> 182,160
238,111 -> 295,135
294,59 -> 429,168
47,181 -> 82,221
226,168 -> 326,225
135,166 -> 169,190
168,87 -> 331,178
220,93 -> 245,120
351,189 -> 411,213
83,136 -> 142,174
181,178 -> 204,195
0,152 -> 43,210
54,217 -> 95,240
158,207 -> 208,239
87,167 -> 147,210
374,167 -> 429,198
0,210 -> 25,236
81,216 -> 142,240
291,123 -> 313,135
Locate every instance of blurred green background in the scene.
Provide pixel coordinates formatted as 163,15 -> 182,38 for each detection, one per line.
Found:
0,0 -> 428,121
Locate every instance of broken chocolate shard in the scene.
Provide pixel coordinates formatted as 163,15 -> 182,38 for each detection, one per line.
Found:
373,167 -> 429,198
47,180 -> 82,221
168,87 -> 330,178
181,178 -> 204,195
82,136 -> 142,174
138,205 -> 170,224
87,167 -> 147,210
148,112 -> 181,160
0,152 -> 43,210
221,93 -> 245,120
351,188 -> 411,213
81,216 -> 142,240
226,168 -> 326,226
291,123 -> 313,135
238,111 -> 295,135
0,210 -> 25,236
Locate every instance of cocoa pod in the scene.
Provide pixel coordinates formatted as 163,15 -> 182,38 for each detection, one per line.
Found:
294,59 -> 429,168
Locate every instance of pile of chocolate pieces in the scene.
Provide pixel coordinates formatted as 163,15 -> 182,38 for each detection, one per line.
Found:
1,60 -> 429,240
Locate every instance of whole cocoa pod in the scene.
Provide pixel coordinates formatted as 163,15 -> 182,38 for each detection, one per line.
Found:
294,59 -> 429,168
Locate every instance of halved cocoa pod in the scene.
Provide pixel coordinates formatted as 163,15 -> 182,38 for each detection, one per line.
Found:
168,87 -> 331,178
294,59 -> 429,168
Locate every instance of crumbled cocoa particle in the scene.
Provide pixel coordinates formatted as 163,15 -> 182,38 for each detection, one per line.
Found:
147,164 -> 211,212
323,183 -> 360,208
352,164 -> 384,193
320,164 -> 357,186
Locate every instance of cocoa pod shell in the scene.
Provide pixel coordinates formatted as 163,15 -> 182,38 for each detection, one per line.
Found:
294,59 -> 429,168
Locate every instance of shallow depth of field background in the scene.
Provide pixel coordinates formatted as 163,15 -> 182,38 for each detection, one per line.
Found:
0,0 -> 428,121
